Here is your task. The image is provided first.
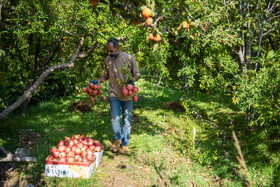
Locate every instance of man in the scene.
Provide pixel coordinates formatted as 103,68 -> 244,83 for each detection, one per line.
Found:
91,38 -> 140,154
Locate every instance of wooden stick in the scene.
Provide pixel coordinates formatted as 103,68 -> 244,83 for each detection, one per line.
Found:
0,145 -> 12,155
0,156 -> 37,162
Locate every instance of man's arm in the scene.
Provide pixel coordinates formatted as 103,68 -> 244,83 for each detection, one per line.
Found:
98,75 -> 108,84
91,61 -> 109,84
134,72 -> 141,81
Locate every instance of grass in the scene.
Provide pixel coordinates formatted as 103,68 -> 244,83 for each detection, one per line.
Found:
0,73 -> 279,186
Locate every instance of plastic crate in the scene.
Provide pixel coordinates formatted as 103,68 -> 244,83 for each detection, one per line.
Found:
45,155 -> 95,178
94,149 -> 103,168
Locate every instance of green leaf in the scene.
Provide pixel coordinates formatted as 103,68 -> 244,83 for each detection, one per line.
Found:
153,42 -> 159,51
266,50 -> 275,60
0,49 -> 5,57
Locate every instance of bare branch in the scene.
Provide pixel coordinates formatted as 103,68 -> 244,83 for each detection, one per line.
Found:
255,0 -> 273,71
183,7 -> 208,32
58,24 -> 74,35
0,156 -> 37,162
239,0 -> 244,18
267,14 -> 280,22
152,16 -> 162,27
0,36 -> 86,120
242,33 -> 246,65
258,69 -> 280,79
78,42 -> 99,58
263,29 -> 274,36
125,0 -> 137,12
42,36 -> 63,68
0,146 -> 12,156
223,0 -> 231,31
266,0 -> 272,13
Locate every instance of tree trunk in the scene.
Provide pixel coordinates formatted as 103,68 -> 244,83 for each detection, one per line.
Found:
238,45 -> 245,72
35,36 -> 41,74
245,39 -> 252,70
20,96 -> 31,116
3,97 -> 14,118
157,75 -> 162,87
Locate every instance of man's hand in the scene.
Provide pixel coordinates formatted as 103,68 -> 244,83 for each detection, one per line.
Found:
127,80 -> 134,86
90,80 -> 99,85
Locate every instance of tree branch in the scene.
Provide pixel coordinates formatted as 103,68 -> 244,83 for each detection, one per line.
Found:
58,24 -> 74,35
183,7 -> 208,32
263,29 -> 275,36
255,0 -> 272,71
0,146 -> 13,156
223,0 -> 231,31
266,0 -> 272,13
42,36 -> 63,68
267,1 -> 276,13
151,16 -> 162,27
0,36 -> 86,120
78,42 -> 99,58
267,14 -> 280,22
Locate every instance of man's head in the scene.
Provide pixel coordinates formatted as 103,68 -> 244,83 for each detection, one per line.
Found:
106,38 -> 119,59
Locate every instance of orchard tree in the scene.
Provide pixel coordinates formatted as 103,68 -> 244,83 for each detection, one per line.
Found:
0,0 -> 141,119
130,0 -> 280,126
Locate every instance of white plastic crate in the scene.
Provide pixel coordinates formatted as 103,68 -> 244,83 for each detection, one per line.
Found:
94,149 -> 103,168
44,155 -> 95,178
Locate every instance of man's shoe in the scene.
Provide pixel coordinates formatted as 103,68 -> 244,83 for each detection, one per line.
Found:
120,145 -> 129,154
112,140 -> 121,153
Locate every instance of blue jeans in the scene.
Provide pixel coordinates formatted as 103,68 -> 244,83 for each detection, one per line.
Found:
109,97 -> 133,146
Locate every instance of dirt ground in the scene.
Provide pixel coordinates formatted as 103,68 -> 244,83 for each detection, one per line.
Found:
0,162 -> 18,187
97,153 -> 154,187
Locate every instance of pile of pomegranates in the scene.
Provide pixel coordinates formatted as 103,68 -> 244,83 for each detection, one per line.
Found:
47,134 -> 102,163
